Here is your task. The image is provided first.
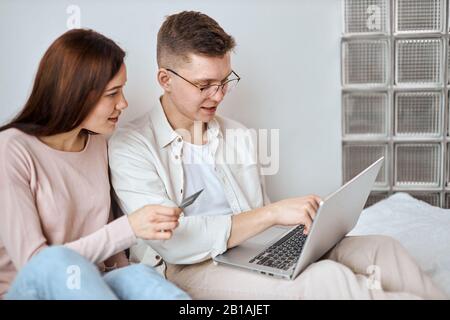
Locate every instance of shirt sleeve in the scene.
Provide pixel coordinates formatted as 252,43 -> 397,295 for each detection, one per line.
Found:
108,131 -> 232,265
0,139 -> 136,270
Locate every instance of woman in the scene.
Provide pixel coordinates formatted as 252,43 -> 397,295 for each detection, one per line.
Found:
0,28 -> 189,300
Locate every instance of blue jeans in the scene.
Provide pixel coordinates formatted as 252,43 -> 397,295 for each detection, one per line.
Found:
5,246 -> 190,300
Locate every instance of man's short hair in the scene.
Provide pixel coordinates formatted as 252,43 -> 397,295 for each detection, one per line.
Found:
157,11 -> 236,68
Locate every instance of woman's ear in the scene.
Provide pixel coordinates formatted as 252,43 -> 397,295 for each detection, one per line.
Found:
157,68 -> 171,92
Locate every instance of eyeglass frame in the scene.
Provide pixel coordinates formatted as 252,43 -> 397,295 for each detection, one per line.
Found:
165,68 -> 241,97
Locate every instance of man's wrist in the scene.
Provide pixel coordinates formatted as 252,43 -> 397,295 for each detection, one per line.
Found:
260,204 -> 276,227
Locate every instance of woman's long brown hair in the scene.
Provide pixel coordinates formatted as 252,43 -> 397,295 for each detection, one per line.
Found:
0,28 -> 125,136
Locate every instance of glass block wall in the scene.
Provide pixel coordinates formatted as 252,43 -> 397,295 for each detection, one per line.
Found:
342,0 -> 450,208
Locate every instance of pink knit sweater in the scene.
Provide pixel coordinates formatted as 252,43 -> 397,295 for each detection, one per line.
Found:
0,128 -> 137,298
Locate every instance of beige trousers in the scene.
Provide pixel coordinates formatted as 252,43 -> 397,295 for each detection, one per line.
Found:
165,235 -> 448,299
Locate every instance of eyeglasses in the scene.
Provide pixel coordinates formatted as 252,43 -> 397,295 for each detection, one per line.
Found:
166,68 -> 240,98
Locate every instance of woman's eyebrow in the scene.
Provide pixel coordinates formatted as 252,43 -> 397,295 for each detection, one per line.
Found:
105,84 -> 124,92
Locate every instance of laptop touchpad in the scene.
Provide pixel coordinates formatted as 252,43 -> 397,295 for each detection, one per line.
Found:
246,226 -> 291,246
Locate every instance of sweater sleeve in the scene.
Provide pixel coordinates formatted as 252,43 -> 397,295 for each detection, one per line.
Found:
0,138 -> 137,270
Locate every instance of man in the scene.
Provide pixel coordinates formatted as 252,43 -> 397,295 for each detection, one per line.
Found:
108,11 -> 446,299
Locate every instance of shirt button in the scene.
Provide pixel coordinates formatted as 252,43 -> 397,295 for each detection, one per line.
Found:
175,155 -> 179,160
177,137 -> 182,143
181,189 -> 183,194
155,255 -> 161,260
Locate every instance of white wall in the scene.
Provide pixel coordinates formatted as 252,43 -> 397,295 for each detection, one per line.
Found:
0,0 -> 342,201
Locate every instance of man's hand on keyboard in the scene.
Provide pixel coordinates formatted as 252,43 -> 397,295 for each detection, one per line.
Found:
266,195 -> 322,235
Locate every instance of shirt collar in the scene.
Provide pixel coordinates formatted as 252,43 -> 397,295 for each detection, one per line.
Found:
150,98 -> 222,149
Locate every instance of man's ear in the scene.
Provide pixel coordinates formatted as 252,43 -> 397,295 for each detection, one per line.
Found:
157,68 -> 171,92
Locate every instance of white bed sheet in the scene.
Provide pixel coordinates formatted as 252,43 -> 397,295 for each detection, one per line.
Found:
348,192 -> 450,297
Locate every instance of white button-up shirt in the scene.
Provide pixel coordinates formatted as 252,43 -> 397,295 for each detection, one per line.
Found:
108,101 -> 270,265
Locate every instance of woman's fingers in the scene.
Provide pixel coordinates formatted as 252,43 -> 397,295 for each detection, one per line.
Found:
154,221 -> 179,232
129,205 -> 184,241
151,205 -> 182,217
152,230 -> 173,240
153,214 -> 179,223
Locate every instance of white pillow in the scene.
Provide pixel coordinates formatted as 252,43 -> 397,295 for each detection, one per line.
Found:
348,192 -> 450,296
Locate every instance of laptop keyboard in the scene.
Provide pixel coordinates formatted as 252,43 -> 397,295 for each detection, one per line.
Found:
248,225 -> 307,271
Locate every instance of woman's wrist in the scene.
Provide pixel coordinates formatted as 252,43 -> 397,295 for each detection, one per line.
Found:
126,213 -> 137,236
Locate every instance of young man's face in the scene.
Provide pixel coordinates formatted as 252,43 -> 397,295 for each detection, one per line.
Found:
166,52 -> 232,123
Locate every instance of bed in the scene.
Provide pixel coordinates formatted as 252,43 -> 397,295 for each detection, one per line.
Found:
348,192 -> 450,297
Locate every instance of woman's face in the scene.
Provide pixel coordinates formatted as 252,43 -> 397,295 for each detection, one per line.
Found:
82,63 -> 128,135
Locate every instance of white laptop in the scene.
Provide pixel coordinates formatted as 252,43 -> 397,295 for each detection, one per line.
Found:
213,157 -> 384,280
